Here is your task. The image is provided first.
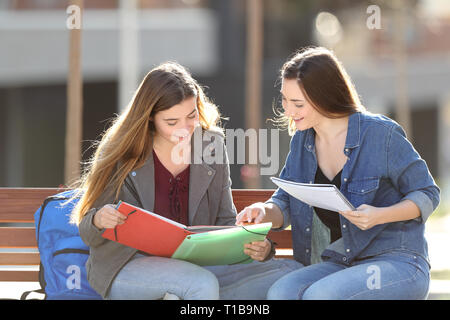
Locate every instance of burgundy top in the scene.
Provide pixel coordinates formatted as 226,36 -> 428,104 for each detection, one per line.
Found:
153,149 -> 190,225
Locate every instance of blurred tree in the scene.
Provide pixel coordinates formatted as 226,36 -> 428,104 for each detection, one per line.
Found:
65,0 -> 83,186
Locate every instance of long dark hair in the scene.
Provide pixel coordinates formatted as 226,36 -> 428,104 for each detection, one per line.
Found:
273,47 -> 365,135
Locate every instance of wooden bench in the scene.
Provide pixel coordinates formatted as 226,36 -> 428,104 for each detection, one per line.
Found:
0,188 -> 292,282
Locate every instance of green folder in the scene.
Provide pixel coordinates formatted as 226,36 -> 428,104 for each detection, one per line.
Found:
171,222 -> 272,266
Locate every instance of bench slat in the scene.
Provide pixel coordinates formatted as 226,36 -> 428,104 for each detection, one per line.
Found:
0,270 -> 39,282
0,253 -> 40,265
0,228 -> 37,248
267,230 -> 292,249
0,189 -> 274,222
231,190 -> 274,212
0,188 -> 62,222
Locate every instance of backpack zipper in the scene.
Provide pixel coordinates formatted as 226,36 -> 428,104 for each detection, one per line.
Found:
52,248 -> 90,257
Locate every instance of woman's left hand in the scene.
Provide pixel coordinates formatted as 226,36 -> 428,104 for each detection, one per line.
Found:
339,204 -> 385,231
244,239 -> 272,261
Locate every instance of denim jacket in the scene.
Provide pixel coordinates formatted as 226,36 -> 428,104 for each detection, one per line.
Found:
267,112 -> 440,267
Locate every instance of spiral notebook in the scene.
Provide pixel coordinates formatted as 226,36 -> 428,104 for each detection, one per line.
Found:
271,177 -> 355,212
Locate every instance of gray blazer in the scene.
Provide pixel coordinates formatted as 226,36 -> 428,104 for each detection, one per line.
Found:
79,127 -> 237,298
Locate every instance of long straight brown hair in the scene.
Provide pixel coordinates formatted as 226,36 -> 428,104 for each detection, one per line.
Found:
70,62 -> 222,225
273,46 -> 365,135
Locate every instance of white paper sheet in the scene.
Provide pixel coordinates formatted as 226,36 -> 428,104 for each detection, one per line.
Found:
271,177 -> 355,212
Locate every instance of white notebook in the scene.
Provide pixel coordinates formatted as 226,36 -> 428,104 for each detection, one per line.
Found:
271,177 -> 355,212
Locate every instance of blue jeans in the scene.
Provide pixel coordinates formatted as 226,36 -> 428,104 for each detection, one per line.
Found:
267,250 -> 430,300
106,254 -> 303,300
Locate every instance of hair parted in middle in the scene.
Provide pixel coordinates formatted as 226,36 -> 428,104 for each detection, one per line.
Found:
70,62 -> 222,225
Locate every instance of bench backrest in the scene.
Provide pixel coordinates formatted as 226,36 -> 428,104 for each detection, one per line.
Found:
0,188 -> 292,281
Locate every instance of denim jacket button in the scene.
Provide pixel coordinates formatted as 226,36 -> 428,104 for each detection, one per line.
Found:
342,257 -> 347,262
131,171 -> 136,177
306,249 -> 310,253
346,248 -> 351,253
344,178 -> 348,182
342,224 -> 347,228
306,228 -> 310,232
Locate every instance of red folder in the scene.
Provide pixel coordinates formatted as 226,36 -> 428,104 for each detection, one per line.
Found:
102,201 -> 273,265
102,201 -> 194,257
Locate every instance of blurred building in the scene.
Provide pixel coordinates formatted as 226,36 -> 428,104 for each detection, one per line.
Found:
0,0 -> 222,187
0,0 -> 449,200
324,1 -> 450,199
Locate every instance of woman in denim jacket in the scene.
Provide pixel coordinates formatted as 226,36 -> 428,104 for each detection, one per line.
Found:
237,47 -> 440,300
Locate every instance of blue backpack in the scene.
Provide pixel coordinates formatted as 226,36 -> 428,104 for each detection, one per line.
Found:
22,190 -> 102,300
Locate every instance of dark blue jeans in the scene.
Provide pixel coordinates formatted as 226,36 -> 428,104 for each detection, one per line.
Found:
267,250 -> 430,300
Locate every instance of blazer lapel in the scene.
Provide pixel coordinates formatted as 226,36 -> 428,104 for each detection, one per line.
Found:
188,163 -> 215,225
127,152 -> 155,212
188,127 -> 216,225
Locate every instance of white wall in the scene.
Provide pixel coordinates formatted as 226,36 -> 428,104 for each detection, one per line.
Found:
0,8 -> 219,86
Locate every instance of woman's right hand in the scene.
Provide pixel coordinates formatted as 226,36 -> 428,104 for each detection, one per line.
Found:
236,202 -> 267,225
93,204 -> 128,229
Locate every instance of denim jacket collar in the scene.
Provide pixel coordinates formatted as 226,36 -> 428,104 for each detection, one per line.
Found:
345,112 -> 361,149
303,111 -> 361,153
303,129 -> 315,153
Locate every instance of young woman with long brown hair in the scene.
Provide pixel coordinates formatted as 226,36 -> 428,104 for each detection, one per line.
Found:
71,62 -> 301,300
237,47 -> 440,300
